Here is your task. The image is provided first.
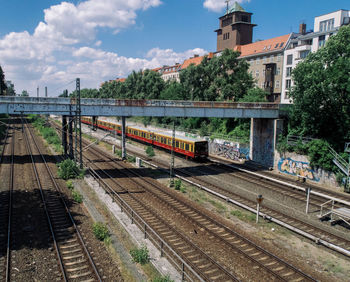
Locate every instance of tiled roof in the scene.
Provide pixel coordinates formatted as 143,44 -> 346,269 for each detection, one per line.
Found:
239,34 -> 291,57
181,53 -> 214,70
115,78 -> 126,83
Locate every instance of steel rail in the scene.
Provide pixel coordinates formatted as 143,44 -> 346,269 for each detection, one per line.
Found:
5,122 -> 14,282
143,158 -> 350,258
83,144 -> 237,281
21,118 -> 68,282
53,120 -> 350,258
83,139 -> 314,281
23,118 -> 102,282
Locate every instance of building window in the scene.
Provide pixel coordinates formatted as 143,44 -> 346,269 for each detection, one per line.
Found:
241,15 -> 248,22
275,80 -> 280,89
277,55 -> 281,62
319,18 -> 334,32
275,67 -> 281,75
256,58 -> 260,65
286,67 -> 292,77
255,70 -> 259,77
263,69 -> 266,76
223,32 -> 230,40
299,50 -> 310,59
287,54 -> 293,65
263,56 -> 267,62
318,35 -> 326,47
285,79 -> 291,89
222,16 -> 233,27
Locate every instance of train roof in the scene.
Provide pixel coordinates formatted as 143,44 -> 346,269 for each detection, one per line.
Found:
93,117 -> 207,143
128,124 -> 207,143
127,125 -> 205,142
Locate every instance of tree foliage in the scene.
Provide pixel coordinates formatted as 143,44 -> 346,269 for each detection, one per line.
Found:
0,66 -> 7,96
180,49 -> 254,101
289,25 -> 350,150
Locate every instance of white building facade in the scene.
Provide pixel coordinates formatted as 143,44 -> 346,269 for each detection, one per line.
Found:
281,9 -> 350,104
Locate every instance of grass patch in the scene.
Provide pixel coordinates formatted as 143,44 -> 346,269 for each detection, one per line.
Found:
29,115 -> 62,153
93,222 -> 110,241
145,146 -> 155,157
72,190 -> 83,203
66,180 -> 74,190
230,210 -> 256,222
152,275 -> 174,282
208,199 -> 227,214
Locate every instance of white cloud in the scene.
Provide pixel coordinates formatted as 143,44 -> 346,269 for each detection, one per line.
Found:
203,0 -> 250,13
0,0 -> 209,96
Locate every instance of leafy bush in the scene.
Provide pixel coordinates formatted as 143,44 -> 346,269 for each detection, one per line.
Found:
130,245 -> 150,265
58,159 -> 79,180
115,149 -> 122,158
307,139 -> 335,172
72,190 -> 83,203
174,179 -> 182,191
145,146 -> 155,157
93,222 -> 109,241
66,180 -> 74,190
127,155 -> 136,163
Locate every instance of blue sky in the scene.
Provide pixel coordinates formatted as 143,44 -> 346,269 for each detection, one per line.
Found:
0,0 -> 348,96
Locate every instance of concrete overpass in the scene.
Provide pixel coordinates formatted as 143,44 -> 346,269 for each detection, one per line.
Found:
0,96 -> 288,167
0,96 -> 286,118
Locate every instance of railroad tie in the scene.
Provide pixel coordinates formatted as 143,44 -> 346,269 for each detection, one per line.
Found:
68,271 -> 92,279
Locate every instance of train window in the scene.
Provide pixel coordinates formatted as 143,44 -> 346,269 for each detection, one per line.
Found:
185,143 -> 189,150
176,141 -> 179,148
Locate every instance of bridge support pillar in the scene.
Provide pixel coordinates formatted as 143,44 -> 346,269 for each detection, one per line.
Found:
249,118 -> 283,168
62,115 -> 68,156
122,116 -> 126,160
68,116 -> 74,159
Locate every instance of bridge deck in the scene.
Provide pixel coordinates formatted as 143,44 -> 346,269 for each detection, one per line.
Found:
0,97 -> 285,118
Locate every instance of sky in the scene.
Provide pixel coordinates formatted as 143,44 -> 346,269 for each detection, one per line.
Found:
0,0 -> 349,96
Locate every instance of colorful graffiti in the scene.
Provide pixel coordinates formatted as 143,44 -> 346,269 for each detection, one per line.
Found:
278,158 -> 319,182
212,142 -> 250,161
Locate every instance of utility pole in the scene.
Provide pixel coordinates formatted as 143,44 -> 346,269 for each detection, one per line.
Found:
37,86 -> 39,98
170,121 -> 175,187
345,143 -> 350,193
76,78 -> 83,169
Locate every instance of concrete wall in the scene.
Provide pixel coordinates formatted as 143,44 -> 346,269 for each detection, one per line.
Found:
274,151 -> 341,189
250,118 -> 282,167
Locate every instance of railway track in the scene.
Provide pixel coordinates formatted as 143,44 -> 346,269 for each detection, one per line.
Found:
81,136 -> 316,281
0,121 -> 13,281
21,119 -> 102,282
209,156 -> 350,209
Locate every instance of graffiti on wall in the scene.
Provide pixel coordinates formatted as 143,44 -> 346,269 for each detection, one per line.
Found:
278,158 -> 320,182
212,142 -> 250,161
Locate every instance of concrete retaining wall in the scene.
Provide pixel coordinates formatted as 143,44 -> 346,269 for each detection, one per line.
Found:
274,151 -> 340,189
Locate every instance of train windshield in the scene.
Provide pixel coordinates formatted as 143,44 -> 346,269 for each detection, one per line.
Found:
195,141 -> 208,154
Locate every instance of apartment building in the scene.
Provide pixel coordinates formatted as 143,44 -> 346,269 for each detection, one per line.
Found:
281,9 -> 350,104
238,34 -> 292,103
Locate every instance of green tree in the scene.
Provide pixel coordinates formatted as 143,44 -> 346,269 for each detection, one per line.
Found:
21,90 -> 29,97
238,87 -> 268,102
180,49 -> 253,101
289,25 -> 350,150
0,66 -> 7,96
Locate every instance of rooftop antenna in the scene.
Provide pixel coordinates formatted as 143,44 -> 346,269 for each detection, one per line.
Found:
225,0 -> 230,13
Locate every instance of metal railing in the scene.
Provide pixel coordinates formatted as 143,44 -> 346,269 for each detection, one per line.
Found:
87,167 -> 204,282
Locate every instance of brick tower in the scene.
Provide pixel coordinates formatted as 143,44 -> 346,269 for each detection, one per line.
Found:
215,1 -> 256,52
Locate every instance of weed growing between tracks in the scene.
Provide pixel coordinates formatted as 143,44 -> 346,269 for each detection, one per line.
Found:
29,115 -> 63,153
130,245 -> 150,265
